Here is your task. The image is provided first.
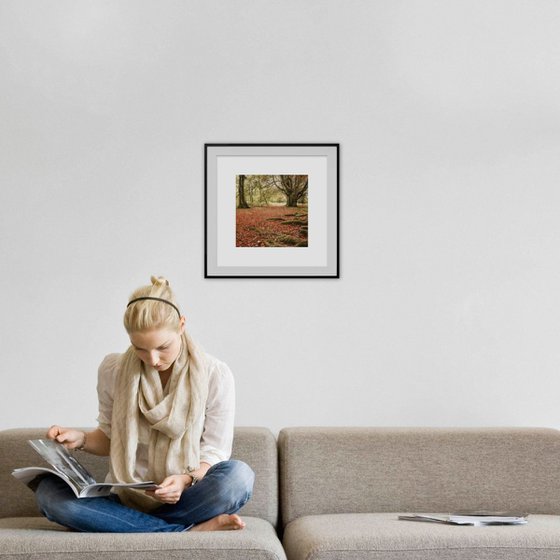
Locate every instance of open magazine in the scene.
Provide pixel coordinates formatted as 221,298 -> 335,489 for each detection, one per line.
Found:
398,512 -> 528,526
12,439 -> 159,498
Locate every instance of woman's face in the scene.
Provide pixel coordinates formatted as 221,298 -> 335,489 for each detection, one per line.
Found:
129,321 -> 184,372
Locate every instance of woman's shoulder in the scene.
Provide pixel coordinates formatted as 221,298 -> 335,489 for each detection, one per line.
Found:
204,353 -> 232,377
203,353 -> 235,392
97,353 -> 124,383
99,352 -> 122,371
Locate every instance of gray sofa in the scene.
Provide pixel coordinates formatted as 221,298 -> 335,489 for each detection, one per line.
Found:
4,427 -> 560,560
0,427 -> 286,560
279,427 -> 560,560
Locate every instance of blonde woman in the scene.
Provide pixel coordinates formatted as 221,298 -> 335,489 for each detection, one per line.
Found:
34,276 -> 254,532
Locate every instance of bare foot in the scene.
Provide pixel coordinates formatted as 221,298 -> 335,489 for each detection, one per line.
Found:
191,514 -> 246,532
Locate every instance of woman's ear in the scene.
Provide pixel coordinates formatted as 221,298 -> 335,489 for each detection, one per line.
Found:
179,315 -> 186,333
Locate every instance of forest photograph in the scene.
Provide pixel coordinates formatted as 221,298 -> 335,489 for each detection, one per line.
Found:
236,174 -> 308,248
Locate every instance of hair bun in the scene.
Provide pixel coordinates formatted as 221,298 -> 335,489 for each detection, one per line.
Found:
150,275 -> 170,287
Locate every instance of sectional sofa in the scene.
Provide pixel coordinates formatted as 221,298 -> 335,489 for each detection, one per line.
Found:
2,427 -> 560,560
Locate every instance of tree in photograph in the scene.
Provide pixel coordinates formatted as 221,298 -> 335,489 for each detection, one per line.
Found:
270,175 -> 308,207
237,174 -> 250,209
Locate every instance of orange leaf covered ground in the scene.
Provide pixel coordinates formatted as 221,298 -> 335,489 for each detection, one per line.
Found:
236,206 -> 308,247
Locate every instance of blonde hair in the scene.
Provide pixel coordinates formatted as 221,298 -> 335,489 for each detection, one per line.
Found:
123,276 -> 181,333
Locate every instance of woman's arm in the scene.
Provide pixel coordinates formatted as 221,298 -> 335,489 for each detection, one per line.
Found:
199,359 -> 235,465
47,425 -> 111,456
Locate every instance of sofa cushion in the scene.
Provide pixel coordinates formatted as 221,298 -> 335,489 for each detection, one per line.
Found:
279,427 -> 560,526
283,513 -> 560,560
0,516 -> 286,560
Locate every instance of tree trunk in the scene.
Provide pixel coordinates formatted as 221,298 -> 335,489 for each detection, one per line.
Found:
286,192 -> 299,207
237,175 -> 250,209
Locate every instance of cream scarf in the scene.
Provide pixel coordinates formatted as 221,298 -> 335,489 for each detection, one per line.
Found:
109,332 -> 209,511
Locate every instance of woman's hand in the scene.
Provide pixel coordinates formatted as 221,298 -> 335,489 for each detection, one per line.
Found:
146,474 -> 191,504
46,425 -> 86,450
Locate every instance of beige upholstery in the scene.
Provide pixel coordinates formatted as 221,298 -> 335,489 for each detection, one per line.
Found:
279,427 -> 560,560
283,513 -> 560,560
5,425 -> 560,560
0,427 -> 285,560
279,427 -> 560,526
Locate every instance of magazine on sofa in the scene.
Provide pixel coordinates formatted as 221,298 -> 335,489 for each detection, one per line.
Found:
12,439 -> 159,498
398,512 -> 529,526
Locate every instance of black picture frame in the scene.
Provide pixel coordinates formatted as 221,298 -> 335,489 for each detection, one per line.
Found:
204,143 -> 339,278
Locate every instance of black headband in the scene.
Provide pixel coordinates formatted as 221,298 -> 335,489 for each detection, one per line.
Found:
126,297 -> 181,318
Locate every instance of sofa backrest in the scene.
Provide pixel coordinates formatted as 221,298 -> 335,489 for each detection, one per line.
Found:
279,427 -> 560,527
0,426 -> 278,527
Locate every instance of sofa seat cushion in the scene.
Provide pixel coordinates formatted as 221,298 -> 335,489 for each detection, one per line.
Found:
0,516 -> 286,560
283,513 -> 560,560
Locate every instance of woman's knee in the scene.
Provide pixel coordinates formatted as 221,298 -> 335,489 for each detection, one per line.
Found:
36,475 -> 63,509
213,459 -> 253,483
211,459 -> 255,503
35,475 -> 80,523
230,459 -> 255,493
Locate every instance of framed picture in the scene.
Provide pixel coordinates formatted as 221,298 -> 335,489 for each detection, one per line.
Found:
204,143 -> 339,278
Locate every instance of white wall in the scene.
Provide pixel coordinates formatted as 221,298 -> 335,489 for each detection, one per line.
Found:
2,1 -> 560,433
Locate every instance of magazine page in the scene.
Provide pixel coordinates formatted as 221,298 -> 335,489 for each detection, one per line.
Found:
12,467 -> 83,497
398,515 -> 450,524
28,439 -> 96,491
398,513 -> 528,526
12,467 -> 160,498
77,481 -> 160,498
13,439 -> 160,499
449,513 -> 528,525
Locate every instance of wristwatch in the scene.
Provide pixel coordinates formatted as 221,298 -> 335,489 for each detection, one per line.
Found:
190,475 -> 199,486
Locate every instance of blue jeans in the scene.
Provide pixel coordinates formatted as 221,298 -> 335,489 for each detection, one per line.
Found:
35,460 -> 255,533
